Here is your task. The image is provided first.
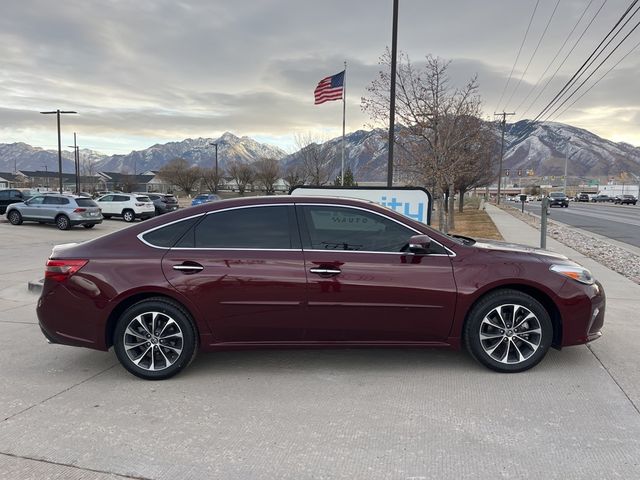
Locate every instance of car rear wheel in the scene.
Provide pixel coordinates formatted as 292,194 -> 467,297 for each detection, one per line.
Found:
83,224 -> 95,229
113,298 -> 198,380
8,210 -> 22,225
464,289 -> 552,373
122,209 -> 135,222
55,215 -> 71,230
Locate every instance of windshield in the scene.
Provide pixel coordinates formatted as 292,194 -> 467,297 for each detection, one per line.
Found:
549,193 -> 565,198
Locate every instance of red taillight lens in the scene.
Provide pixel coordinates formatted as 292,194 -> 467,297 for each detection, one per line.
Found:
45,259 -> 88,282
73,208 -> 86,213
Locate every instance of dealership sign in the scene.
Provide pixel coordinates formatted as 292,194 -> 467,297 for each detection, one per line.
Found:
289,186 -> 432,225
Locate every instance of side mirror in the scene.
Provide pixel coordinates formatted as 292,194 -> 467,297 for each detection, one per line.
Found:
408,234 -> 432,254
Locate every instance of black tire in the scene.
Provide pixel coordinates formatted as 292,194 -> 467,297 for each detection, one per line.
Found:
7,210 -> 22,225
464,289 -> 553,373
83,224 -> 95,229
55,215 -> 71,230
103,215 -> 112,219
113,298 -> 198,380
122,209 -> 135,222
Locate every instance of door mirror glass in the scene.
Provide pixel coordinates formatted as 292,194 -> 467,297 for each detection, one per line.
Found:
408,234 -> 432,254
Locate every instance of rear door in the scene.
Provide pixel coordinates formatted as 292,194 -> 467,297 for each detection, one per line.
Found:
297,204 -> 457,342
161,204 -> 308,343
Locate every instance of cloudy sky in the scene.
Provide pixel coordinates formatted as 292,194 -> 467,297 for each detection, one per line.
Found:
1,0 -> 639,154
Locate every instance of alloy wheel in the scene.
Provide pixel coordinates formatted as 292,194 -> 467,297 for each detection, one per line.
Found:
479,303 -> 542,365
122,311 -> 184,371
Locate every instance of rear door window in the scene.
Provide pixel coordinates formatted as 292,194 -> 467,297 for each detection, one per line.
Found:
76,198 -> 98,207
141,217 -> 201,248
179,205 -> 297,249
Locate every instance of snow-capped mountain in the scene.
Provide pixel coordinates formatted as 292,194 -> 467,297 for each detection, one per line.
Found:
502,120 -> 640,178
95,132 -> 287,173
1,123 -> 639,180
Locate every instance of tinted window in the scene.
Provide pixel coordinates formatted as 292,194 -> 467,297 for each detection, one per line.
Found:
28,196 -> 45,205
115,195 -> 130,202
189,206 -> 293,249
99,195 -> 114,202
9,190 -> 23,200
44,196 -> 61,205
136,196 -> 151,202
76,198 -> 98,207
300,206 -> 414,252
0,191 -> 8,200
142,217 -> 201,248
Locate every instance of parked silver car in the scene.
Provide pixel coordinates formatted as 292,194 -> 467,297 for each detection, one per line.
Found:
6,194 -> 103,230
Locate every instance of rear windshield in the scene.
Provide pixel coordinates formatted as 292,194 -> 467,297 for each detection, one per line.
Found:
549,193 -> 564,197
76,198 -> 98,207
136,196 -> 151,202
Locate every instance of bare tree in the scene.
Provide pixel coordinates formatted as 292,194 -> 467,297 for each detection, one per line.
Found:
227,160 -> 255,195
254,157 -> 281,195
157,158 -> 202,196
362,51 -> 491,232
201,167 -> 224,193
293,132 -> 334,186
282,163 -> 307,189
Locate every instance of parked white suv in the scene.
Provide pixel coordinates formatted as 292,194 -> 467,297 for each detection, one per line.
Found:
96,193 -> 155,222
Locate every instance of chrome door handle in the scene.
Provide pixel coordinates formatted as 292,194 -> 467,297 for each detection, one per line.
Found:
173,264 -> 204,272
309,267 -> 341,275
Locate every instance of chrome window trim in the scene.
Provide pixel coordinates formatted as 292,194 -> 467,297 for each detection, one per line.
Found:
136,201 -> 456,257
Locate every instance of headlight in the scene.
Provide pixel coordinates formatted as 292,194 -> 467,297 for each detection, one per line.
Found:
550,264 -> 594,285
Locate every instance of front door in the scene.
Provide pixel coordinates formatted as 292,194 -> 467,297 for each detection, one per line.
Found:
161,204 -> 308,343
297,204 -> 457,342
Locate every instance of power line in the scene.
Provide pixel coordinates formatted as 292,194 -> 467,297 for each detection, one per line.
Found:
551,37 -> 640,120
515,0 -> 597,115
544,17 -> 640,121
541,2 -> 640,121
494,0 -> 541,113
504,0 -> 562,111
520,0 -> 609,119
531,0 -> 639,123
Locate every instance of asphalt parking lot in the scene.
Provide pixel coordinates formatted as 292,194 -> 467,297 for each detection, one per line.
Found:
0,215 -> 639,479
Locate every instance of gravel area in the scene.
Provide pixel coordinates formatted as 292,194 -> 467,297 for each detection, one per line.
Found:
498,204 -> 640,285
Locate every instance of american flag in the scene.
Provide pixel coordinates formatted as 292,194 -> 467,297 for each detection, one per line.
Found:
314,71 -> 345,105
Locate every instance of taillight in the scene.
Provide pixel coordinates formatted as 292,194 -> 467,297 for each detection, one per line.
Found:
45,259 -> 88,282
73,208 -> 86,213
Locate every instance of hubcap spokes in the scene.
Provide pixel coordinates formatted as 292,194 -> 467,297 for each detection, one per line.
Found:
479,304 -> 541,364
123,311 -> 184,371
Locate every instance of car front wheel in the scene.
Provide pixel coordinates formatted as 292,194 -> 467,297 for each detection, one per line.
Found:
113,298 -> 198,380
83,224 -> 95,229
464,289 -> 552,373
8,210 -> 22,225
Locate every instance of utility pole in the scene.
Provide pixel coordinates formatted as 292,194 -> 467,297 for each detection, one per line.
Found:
209,142 -> 218,192
41,109 -> 77,193
564,136 -> 570,195
494,111 -> 515,204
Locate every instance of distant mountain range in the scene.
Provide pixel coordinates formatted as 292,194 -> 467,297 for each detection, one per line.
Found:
1,122 -> 639,181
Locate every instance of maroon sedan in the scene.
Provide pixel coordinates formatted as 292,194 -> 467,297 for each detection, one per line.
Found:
37,196 -> 605,379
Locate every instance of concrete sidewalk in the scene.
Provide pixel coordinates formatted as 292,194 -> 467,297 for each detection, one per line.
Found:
485,203 -> 640,413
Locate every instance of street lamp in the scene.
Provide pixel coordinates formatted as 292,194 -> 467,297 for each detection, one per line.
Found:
40,109 -> 77,193
209,142 -> 218,192
68,132 -> 80,193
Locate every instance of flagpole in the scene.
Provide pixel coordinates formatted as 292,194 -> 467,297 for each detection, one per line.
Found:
341,61 -> 346,186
